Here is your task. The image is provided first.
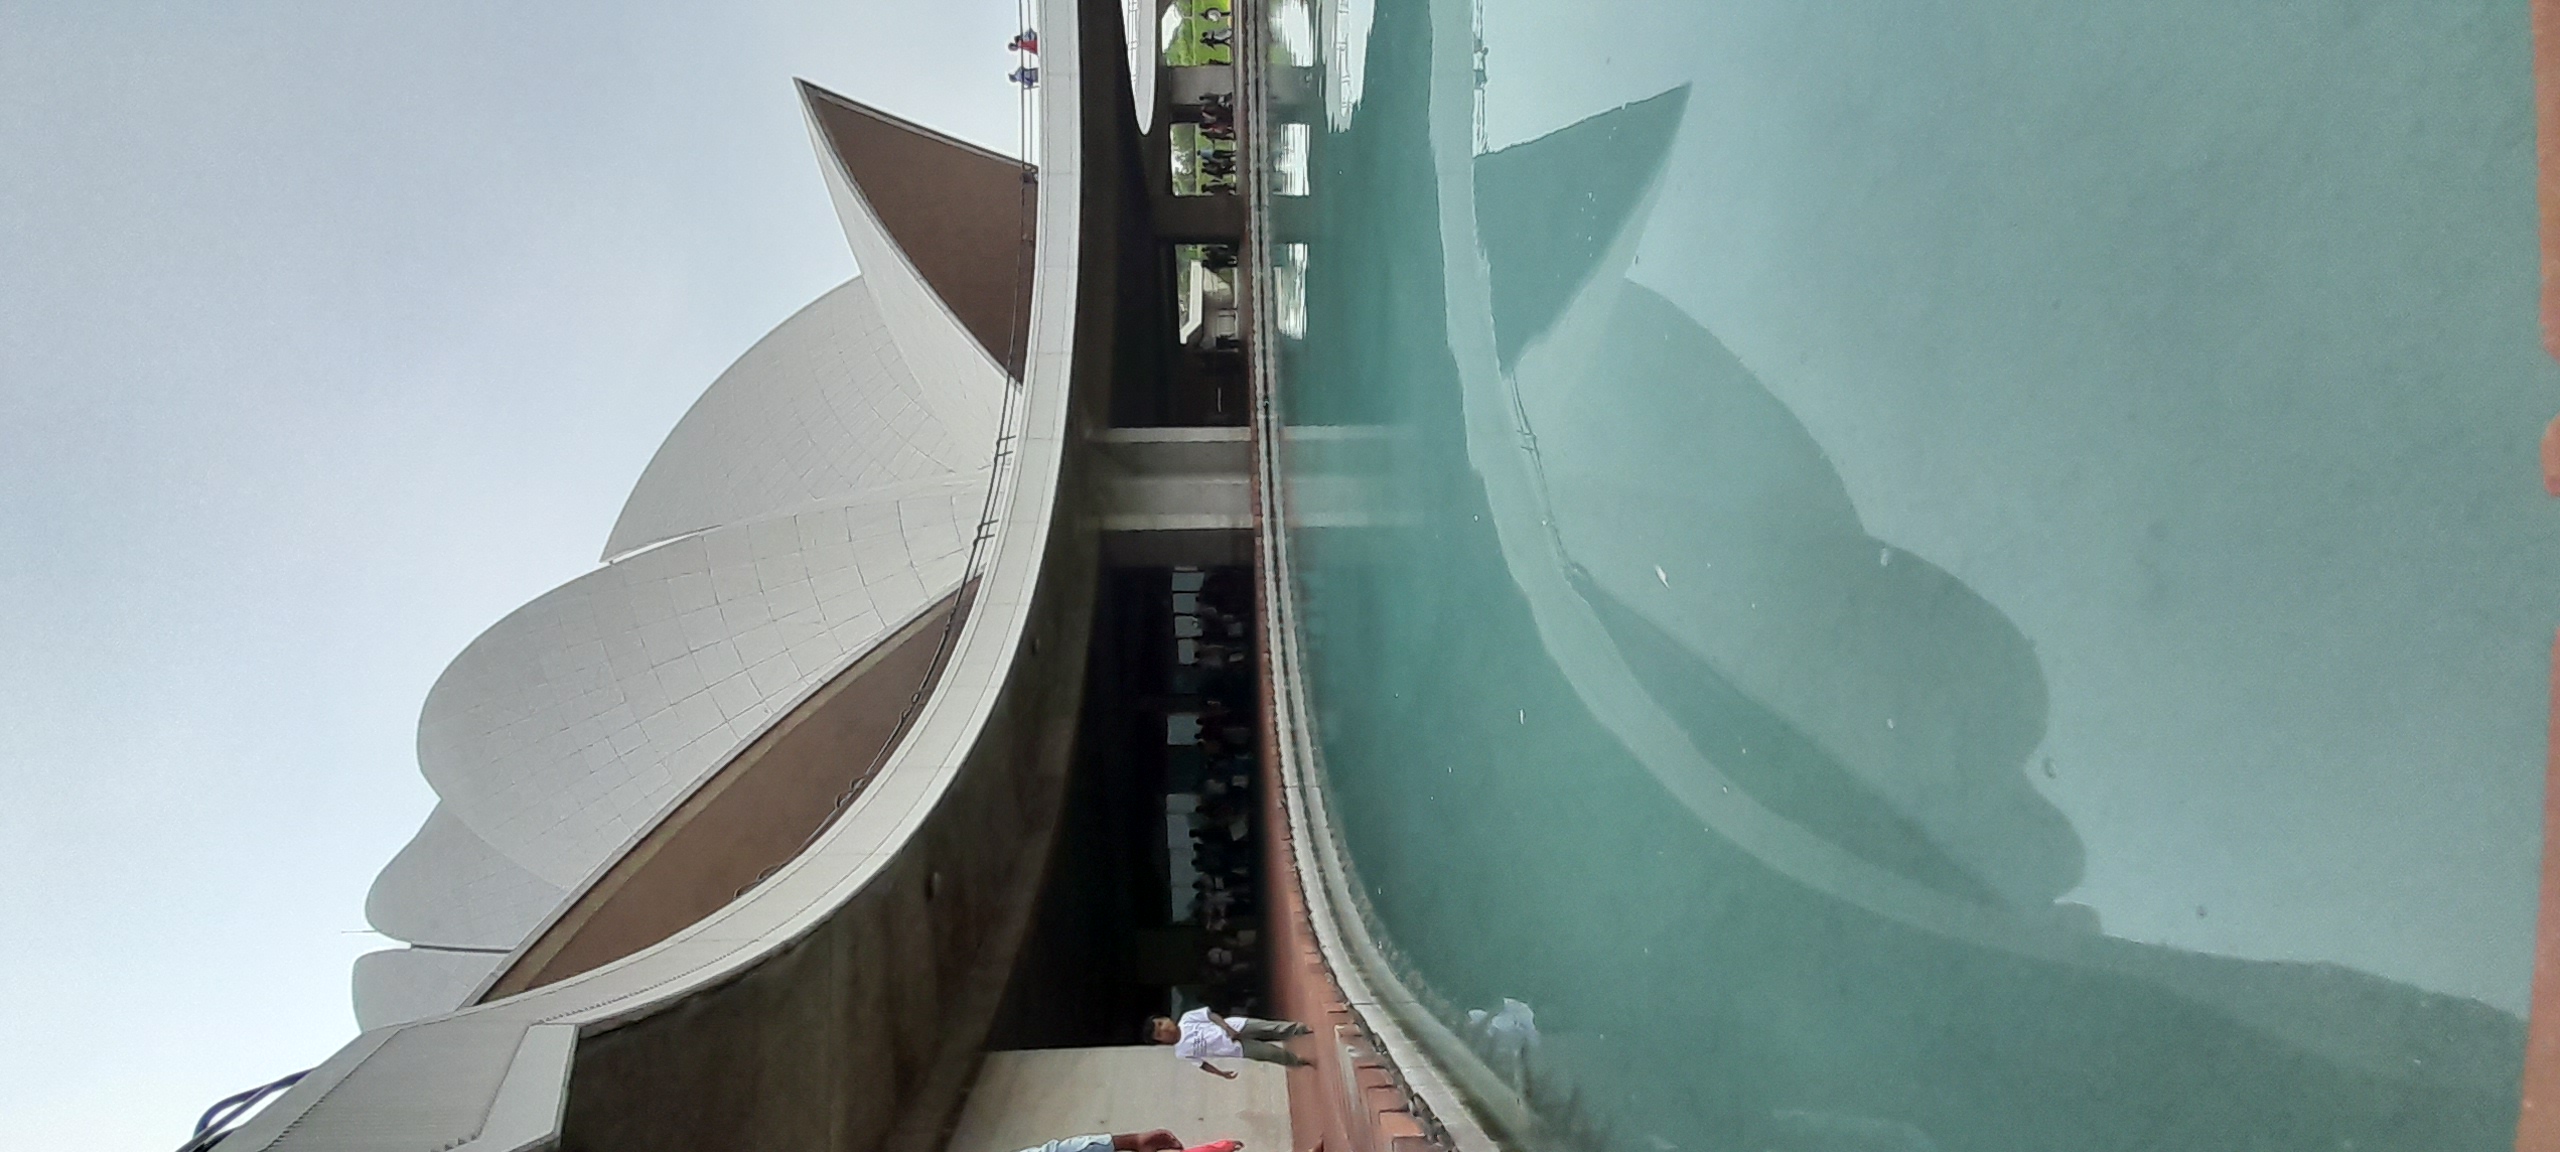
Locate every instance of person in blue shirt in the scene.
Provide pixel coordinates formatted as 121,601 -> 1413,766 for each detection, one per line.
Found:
1022,1133 -> 1185,1152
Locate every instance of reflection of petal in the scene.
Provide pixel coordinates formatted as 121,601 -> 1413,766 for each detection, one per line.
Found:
1472,86 -> 1689,371
1424,25 -> 2507,1087
1431,7 -> 2043,965
350,948 -> 504,1031
1457,65 -> 2075,908
1574,572 -> 2008,906
420,476 -> 981,887
1533,287 -> 2071,906
364,804 -> 565,951
604,278 -> 991,560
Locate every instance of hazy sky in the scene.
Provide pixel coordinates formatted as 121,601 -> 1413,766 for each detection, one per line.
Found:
0,3 -> 1020,1145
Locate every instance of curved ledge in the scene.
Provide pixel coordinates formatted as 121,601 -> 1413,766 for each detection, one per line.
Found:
1235,14 -> 1509,1146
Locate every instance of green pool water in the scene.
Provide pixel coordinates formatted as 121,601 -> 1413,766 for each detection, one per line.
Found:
1267,1 -> 2557,1148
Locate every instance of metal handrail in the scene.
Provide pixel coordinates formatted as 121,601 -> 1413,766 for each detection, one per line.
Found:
172,1069 -> 308,1152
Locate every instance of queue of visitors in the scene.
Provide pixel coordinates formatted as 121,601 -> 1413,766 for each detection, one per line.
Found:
1183,95 -> 1240,194
1172,565 -> 1269,1018
1164,566 -> 1267,1020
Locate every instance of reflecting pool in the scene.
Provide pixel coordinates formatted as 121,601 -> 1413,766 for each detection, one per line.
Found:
1265,1 -> 2557,1148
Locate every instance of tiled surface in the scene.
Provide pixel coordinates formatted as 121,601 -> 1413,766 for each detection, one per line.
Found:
350,948 -> 506,1032
416,478 -> 982,888
807,96 -> 1010,444
365,805 -> 565,950
603,278 -> 994,560
360,271 -> 1000,1028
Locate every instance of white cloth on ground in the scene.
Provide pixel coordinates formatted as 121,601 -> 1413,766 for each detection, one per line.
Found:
1022,1136 -> 1114,1152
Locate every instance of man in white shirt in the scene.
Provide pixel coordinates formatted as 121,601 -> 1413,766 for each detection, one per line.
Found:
1149,1007 -> 1312,1078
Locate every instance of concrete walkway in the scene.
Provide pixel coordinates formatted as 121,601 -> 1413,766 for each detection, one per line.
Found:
948,1047 -> 1290,1152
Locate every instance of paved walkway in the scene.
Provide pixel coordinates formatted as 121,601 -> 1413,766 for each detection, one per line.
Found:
948,1047 -> 1291,1152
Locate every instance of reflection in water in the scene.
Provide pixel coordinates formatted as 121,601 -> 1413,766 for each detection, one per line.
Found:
1272,0 -> 2535,1148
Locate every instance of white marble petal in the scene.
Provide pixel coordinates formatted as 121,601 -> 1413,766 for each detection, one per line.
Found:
804,105 -> 1009,450
350,948 -> 506,1031
285,10 -> 1079,1137
355,95 -> 1012,1036
602,277 -> 993,560
365,804 -> 568,951
418,475 -> 983,888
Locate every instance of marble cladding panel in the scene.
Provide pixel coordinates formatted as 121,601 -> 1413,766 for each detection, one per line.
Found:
350,948 -> 507,1032
603,277 -> 995,560
417,478 -> 983,890
365,805 -> 568,950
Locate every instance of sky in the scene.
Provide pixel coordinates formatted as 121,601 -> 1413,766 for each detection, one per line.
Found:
0,2 -> 1022,1146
